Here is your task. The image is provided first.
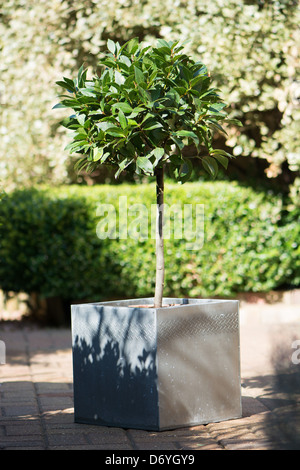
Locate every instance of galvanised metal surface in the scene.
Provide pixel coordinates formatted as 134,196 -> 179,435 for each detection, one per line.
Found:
71,298 -> 241,430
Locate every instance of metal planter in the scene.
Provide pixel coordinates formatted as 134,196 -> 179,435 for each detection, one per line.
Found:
71,298 -> 242,431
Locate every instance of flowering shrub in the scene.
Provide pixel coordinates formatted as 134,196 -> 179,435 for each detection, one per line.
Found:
0,0 -> 299,191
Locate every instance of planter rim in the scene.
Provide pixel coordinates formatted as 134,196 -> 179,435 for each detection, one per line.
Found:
72,297 -> 239,311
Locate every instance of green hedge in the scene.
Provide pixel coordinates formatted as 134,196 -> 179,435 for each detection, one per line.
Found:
0,182 -> 299,307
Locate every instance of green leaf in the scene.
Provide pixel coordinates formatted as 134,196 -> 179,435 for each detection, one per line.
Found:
124,140 -> 136,157
190,75 -> 205,89
52,102 -> 65,109
208,102 -> 227,113
56,81 -> 74,92
105,127 -> 126,137
213,154 -> 228,169
93,147 -> 103,161
210,149 -> 233,158
63,76 -> 76,87
79,88 -> 97,97
169,153 -> 184,165
202,156 -> 218,178
209,149 -> 233,169
137,85 -> 150,104
226,118 -> 243,127
136,157 -> 154,175
73,158 -> 89,173
148,147 -> 165,167
96,121 -> 115,132
115,157 -> 133,178
77,65 -> 87,88
101,151 -> 110,163
118,109 -> 127,130
111,102 -> 133,114
155,46 -> 171,55
170,134 -> 185,150
77,114 -> 85,126
134,66 -> 145,85
157,39 -> 172,49
161,89 -> 181,107
129,106 -> 145,118
152,147 -> 165,165
143,121 -> 163,131
115,70 -> 125,85
126,37 -> 139,54
59,116 -> 77,128
119,55 -> 131,68
178,158 -> 193,183
64,140 -> 87,153
175,130 -> 199,146
207,119 -> 228,135
73,132 -> 87,140
107,39 -> 116,55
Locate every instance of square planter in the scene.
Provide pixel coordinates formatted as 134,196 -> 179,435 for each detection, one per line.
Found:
71,298 -> 242,431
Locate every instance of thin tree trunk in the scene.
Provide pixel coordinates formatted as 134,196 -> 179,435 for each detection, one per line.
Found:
154,166 -> 164,308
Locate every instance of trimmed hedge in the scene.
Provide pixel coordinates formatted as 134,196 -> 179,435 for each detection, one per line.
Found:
0,182 -> 299,309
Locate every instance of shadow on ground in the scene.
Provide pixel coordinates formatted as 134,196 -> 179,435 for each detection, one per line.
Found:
266,338 -> 300,450
242,338 -> 300,450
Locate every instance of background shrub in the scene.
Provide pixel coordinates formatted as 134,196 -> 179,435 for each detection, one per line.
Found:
1,0 -> 299,195
0,182 -> 299,322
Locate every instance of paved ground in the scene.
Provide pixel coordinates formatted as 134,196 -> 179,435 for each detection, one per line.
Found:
0,300 -> 300,451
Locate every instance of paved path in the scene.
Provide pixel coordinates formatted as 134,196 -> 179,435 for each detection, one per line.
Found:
0,302 -> 300,450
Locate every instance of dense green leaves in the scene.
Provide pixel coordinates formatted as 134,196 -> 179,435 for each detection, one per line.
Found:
0,184 -> 298,312
2,1 -> 299,192
55,38 -> 237,181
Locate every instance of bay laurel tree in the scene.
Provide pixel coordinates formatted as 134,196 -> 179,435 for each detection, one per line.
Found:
55,38 -> 240,306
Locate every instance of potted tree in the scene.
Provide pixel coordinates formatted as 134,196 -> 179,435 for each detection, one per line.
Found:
55,38 -> 242,430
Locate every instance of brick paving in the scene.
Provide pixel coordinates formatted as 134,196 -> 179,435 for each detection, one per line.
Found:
0,302 -> 300,451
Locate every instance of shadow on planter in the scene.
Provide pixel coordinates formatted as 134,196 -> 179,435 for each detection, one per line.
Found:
72,304 -> 159,430
71,299 -> 242,431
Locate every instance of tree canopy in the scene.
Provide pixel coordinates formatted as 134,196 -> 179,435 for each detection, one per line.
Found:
55,38 -> 238,181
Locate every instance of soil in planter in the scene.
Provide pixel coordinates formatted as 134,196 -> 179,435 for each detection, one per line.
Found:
128,304 -> 176,308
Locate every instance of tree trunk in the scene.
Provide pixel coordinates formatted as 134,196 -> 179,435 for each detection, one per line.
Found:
154,166 -> 164,308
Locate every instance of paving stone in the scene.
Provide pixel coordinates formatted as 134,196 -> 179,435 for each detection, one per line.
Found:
0,306 -> 299,450
134,441 -> 178,450
2,404 -> 39,417
85,428 -> 130,445
241,396 -> 269,416
5,422 -> 43,435
47,432 -> 88,447
0,434 -> 45,449
177,439 -> 223,450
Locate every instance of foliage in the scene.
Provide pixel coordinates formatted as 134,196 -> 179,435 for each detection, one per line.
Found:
55,38 -> 238,181
55,38 -> 241,307
0,187 -> 104,300
0,183 -> 298,309
0,0 -> 299,190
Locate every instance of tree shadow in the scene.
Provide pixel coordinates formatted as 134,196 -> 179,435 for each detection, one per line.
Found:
72,304 -> 159,430
242,339 -> 300,449
264,339 -> 300,450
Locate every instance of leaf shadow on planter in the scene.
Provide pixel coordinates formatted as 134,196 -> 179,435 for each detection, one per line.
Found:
71,304 -> 160,430
71,300 -> 242,430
